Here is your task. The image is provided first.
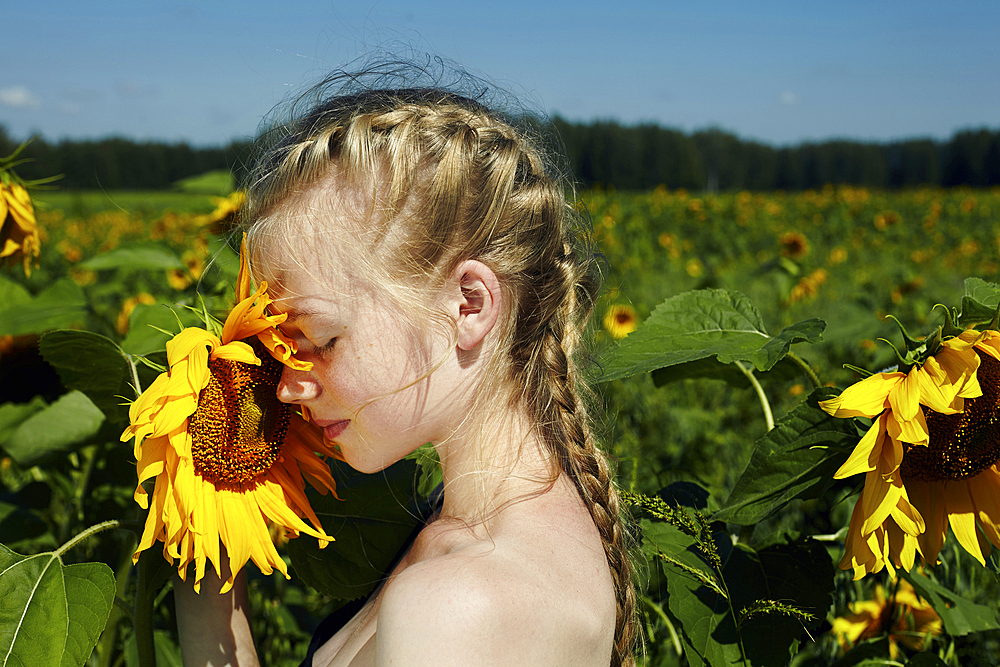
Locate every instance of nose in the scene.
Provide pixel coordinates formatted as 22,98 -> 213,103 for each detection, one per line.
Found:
276,364 -> 321,404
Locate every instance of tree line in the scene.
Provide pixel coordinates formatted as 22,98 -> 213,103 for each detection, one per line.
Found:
2,122 -> 998,192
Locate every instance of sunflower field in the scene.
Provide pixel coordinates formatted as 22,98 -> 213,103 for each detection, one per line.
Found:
2,154 -> 1000,667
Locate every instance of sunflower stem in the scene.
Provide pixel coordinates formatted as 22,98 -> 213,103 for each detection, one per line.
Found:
641,595 -> 683,657
127,355 -> 143,398
54,519 -> 120,557
736,362 -> 775,431
786,351 -> 822,389
135,551 -> 158,667
96,532 -> 138,667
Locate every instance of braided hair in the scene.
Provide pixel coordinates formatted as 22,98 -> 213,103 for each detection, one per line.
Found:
241,65 -> 638,666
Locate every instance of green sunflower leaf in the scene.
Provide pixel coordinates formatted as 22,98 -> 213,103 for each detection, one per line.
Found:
0,278 -> 87,337
79,242 -> 184,271
287,458 -> 423,602
901,569 -> 1000,636
120,303 -> 200,356
713,388 -> 857,525
641,515 -> 832,667
0,544 -> 115,667
959,277 -> 1000,327
594,288 -> 824,383
0,396 -> 47,444
39,330 -> 133,425
38,329 -> 135,423
0,274 -> 31,313
1,390 -> 105,466
830,637 -> 892,665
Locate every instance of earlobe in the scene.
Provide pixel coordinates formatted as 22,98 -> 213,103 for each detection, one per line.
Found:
452,260 -> 501,351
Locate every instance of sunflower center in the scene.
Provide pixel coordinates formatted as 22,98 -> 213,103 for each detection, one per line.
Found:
901,351 -> 1000,482
188,340 -> 290,485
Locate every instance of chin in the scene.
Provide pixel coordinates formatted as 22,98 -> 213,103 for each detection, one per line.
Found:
340,450 -> 393,475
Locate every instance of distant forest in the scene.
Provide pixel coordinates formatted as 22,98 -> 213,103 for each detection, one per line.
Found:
2,120 -> 998,192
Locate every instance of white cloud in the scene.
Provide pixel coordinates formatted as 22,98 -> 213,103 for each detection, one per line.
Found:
779,91 -> 798,105
0,86 -> 42,109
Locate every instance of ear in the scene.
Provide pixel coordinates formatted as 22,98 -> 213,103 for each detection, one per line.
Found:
448,260 -> 501,351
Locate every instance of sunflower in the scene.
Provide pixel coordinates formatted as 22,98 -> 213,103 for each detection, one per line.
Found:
779,230 -> 809,260
831,577 -> 942,658
820,328 -> 1000,579
122,237 -> 340,593
0,181 -> 41,276
198,190 -> 245,235
604,304 -> 638,340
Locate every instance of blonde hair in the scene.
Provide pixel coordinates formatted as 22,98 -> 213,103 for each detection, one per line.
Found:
241,66 -> 637,666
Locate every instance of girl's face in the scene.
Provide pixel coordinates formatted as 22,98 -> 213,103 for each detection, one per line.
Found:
262,235 -> 461,474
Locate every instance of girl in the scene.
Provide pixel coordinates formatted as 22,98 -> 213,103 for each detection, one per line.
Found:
174,66 -> 637,667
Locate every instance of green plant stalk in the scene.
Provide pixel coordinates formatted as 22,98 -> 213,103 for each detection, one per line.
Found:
715,565 -> 749,666
54,519 -> 120,557
97,533 -> 138,667
735,362 -> 774,431
641,595 -> 682,657
785,351 -> 822,389
127,354 -> 144,398
73,443 -> 99,525
135,551 -> 157,667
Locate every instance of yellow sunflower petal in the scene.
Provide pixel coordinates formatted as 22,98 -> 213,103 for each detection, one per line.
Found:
236,233 -> 254,302
217,491 -> 253,594
0,239 -> 19,258
134,435 -> 168,508
973,331 -> 1000,362
909,479 -> 947,565
889,493 -> 925,537
886,519 -> 918,571
913,355 -> 971,414
946,480 -> 986,565
819,372 -> 905,418
888,367 -> 924,422
860,469 -> 903,535
835,412 -> 887,479
134,480 -> 169,564
210,340 -> 260,365
968,466 -> 1000,548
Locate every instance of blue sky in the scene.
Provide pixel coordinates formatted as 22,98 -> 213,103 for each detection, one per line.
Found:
3,0 -> 998,147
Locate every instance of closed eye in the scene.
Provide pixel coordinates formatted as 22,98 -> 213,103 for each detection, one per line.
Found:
315,338 -> 338,356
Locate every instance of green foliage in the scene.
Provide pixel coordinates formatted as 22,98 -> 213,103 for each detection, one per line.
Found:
633,491 -> 833,667
596,288 -> 824,383
4,185 -> 1000,666
0,390 -> 105,466
173,169 -> 235,195
80,243 -> 185,271
0,542 -> 115,667
39,330 -> 133,425
714,388 -> 857,525
287,459 -> 423,602
0,278 -> 87,336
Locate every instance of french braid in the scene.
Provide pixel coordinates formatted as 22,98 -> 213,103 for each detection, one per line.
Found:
243,80 -> 637,666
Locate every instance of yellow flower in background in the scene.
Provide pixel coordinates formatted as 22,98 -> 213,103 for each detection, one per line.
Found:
831,578 -> 942,658
122,237 -> 339,593
116,292 -> 157,335
820,329 -> 1000,579
603,304 -> 638,340
198,190 -> 245,235
779,231 -> 809,260
0,182 -> 41,276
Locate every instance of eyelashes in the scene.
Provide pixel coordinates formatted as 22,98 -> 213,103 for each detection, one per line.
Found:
315,338 -> 338,357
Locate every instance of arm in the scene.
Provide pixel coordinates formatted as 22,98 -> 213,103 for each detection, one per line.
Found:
173,564 -> 260,667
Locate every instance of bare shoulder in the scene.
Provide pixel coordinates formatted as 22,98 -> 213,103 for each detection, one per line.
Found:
376,480 -> 615,666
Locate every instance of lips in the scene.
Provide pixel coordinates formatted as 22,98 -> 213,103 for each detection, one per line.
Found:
321,420 -> 349,440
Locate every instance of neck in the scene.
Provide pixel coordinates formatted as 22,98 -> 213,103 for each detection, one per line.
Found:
432,404 -> 557,523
